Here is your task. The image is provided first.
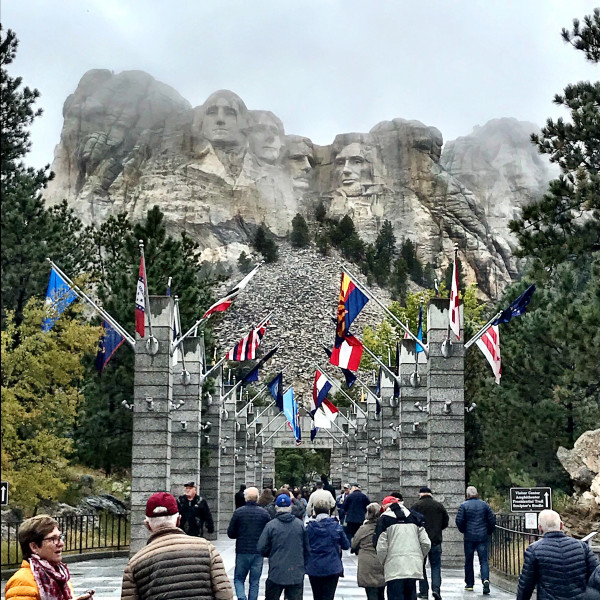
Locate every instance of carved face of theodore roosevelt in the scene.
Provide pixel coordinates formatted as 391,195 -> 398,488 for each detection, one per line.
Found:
200,90 -> 248,149
334,142 -> 373,196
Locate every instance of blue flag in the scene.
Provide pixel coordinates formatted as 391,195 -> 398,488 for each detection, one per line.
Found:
42,267 -> 78,331
416,304 -> 424,354
242,345 -> 278,384
95,320 -> 125,373
310,424 -> 319,441
393,341 -> 400,400
267,372 -> 284,411
492,284 -> 536,325
283,388 -> 301,444
375,367 -> 382,416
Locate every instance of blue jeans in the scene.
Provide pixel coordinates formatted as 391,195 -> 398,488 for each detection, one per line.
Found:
234,553 -> 264,600
463,540 -> 489,586
419,543 -> 442,595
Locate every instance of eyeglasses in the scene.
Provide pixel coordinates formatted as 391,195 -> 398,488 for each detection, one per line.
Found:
42,534 -> 65,545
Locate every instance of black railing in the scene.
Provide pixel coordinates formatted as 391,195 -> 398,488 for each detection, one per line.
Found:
1,512 -> 129,568
489,514 -> 542,578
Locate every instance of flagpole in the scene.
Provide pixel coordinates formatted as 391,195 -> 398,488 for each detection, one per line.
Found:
341,265 -> 429,358
173,316 -> 208,352
235,382 -> 268,417
320,426 -> 344,446
261,417 -> 288,444
464,311 -> 503,350
138,240 -> 155,340
201,356 -> 227,382
46,258 -> 136,348
358,342 -> 399,384
315,363 -> 368,418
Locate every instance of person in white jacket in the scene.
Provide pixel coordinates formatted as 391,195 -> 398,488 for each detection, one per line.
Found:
373,495 -> 431,600
306,481 -> 336,517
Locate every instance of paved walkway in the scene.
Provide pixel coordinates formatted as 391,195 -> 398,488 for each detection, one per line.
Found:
3,539 -> 514,600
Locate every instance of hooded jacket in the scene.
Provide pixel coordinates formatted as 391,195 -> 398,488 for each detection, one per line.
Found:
374,503 -> 431,582
351,519 -> 385,588
305,515 -> 349,577
257,512 -> 310,586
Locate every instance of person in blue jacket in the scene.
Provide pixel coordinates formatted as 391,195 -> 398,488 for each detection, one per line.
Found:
306,499 -> 350,600
455,485 -> 496,595
342,483 -> 371,544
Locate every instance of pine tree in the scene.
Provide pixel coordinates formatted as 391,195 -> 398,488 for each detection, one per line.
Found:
290,213 -> 310,248
253,225 -> 279,263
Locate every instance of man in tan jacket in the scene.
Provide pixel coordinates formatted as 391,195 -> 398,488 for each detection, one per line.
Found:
121,492 -> 233,600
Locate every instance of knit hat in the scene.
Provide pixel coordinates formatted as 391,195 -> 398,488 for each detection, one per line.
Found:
146,492 -> 178,517
381,495 -> 400,508
276,493 -> 292,507
419,486 -> 432,494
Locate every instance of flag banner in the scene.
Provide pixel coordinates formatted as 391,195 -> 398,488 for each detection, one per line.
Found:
135,257 -> 146,337
449,254 -> 461,339
329,333 -> 363,371
375,395 -> 381,416
226,319 -> 269,361
393,341 -> 400,400
323,346 -> 357,388
166,277 -> 172,297
434,278 -> 440,298
283,388 -> 301,444
310,425 -> 319,441
314,398 -> 339,429
492,285 -> 536,325
336,273 -> 369,345
95,320 -> 125,373
267,372 -> 284,411
476,325 -> 501,384
202,265 -> 259,319
416,304 -> 424,353
312,369 -> 332,411
172,303 -> 182,367
42,267 -> 78,331
242,345 -> 278,384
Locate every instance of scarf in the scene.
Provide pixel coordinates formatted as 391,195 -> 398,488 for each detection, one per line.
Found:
29,554 -> 73,600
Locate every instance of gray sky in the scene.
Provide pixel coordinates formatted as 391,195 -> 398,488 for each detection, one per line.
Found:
4,0 -> 599,170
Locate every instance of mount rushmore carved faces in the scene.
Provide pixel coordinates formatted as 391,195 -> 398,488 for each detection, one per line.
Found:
334,142 -> 374,196
198,90 -> 248,149
284,135 -> 315,191
246,111 -> 284,165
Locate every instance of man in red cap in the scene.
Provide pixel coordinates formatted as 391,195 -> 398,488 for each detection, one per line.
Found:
373,494 -> 431,600
121,492 -> 233,600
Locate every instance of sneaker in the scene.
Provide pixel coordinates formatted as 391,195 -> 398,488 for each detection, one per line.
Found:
464,585 -> 474,591
483,580 -> 490,595
433,593 -> 442,600
417,595 -> 428,599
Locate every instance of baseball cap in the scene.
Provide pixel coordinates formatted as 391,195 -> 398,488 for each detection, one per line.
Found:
146,492 -> 178,517
343,483 -> 350,489
350,482 -> 360,489
419,486 -> 432,494
184,481 -> 195,487
275,493 -> 292,507
382,495 -> 400,508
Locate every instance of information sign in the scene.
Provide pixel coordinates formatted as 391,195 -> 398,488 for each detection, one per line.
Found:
510,487 -> 552,512
1,481 -> 8,506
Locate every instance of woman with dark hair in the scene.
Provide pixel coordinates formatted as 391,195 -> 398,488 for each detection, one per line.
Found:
258,488 -> 274,508
351,502 -> 386,600
306,500 -> 350,600
5,515 -> 94,600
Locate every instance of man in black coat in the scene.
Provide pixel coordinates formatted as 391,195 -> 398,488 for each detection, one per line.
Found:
235,484 -> 247,509
177,481 -> 214,537
342,483 -> 370,544
516,509 -> 599,600
321,474 -> 336,500
227,486 -> 271,600
411,486 -> 449,600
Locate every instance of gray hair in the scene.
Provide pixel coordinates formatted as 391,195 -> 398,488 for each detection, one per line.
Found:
275,505 -> 292,513
538,510 -> 561,533
244,486 -> 259,502
313,499 -> 331,514
145,514 -> 179,530
365,502 -> 381,521
466,486 -> 478,498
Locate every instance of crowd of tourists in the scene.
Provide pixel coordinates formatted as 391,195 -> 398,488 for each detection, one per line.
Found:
5,478 -> 599,600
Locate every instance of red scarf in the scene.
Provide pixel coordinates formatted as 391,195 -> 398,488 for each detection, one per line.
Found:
29,555 -> 73,600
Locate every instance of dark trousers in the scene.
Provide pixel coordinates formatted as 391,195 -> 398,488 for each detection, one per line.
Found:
265,579 -> 303,600
308,574 -> 339,600
365,586 -> 385,600
386,578 -> 417,600
344,521 -> 361,544
464,540 -> 490,586
419,543 -> 442,595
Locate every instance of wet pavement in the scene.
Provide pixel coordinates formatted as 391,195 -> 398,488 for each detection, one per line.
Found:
3,539 -> 514,599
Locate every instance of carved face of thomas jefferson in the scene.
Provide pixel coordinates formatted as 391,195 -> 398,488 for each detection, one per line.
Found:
334,142 -> 373,196
285,136 -> 314,190
200,90 -> 248,149
247,111 -> 284,164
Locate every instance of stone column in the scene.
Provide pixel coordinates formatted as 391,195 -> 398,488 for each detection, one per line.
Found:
427,298 -> 465,566
131,296 -> 173,554
170,336 -> 203,495
379,370 -> 401,498
399,339 -> 428,507
218,385 -> 238,533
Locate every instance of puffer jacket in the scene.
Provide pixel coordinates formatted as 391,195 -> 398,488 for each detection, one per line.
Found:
351,519 -> 385,588
516,532 -> 599,600
5,561 -> 75,600
584,565 -> 600,600
305,515 -> 349,577
257,512 -> 310,586
227,501 -> 270,554
121,527 -> 233,600
374,504 -> 431,582
455,497 -> 496,542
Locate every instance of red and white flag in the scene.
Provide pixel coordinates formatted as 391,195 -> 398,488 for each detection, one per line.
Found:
313,398 -> 339,429
226,319 -> 269,361
449,253 -> 461,339
135,257 -> 146,337
476,325 -> 501,384
202,265 -> 259,319
329,334 -> 363,371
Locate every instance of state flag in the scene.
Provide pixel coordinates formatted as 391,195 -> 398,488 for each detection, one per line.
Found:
95,320 -> 125,374
449,254 -> 461,339
267,372 -> 284,412
492,285 -> 536,325
336,273 -> 368,346
329,334 -> 363,371
312,369 -> 332,411
242,345 -> 278,384
42,267 -> 78,331
202,265 -> 259,319
135,257 -> 146,337
226,319 -> 269,361
323,346 -> 357,388
313,398 -> 339,429
416,304 -> 424,353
